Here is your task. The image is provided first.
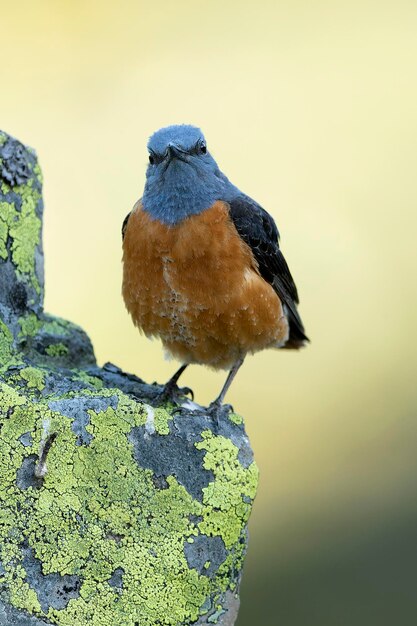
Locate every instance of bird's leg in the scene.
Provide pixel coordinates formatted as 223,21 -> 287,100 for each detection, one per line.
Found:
164,364 -> 189,393
207,358 -> 245,427
155,364 -> 193,405
172,359 -> 244,429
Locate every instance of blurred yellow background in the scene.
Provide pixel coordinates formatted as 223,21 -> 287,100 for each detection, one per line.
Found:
2,1 -> 417,623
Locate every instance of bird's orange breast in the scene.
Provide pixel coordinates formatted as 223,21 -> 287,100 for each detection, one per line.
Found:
122,201 -> 288,369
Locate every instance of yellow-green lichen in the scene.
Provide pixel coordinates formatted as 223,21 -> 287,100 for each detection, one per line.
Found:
154,406 -> 173,435
42,316 -> 76,337
73,370 -> 104,390
0,200 -> 17,260
18,313 -> 42,338
228,412 -> 243,426
0,381 -> 27,410
45,343 -> 69,357
0,179 -> 42,293
196,431 -> 259,549
1,301 -> 256,626
9,181 -> 41,292
33,162 -> 43,185
0,385 -> 256,625
1,181 -> 10,195
0,319 -> 14,366
20,367 -> 45,391
7,575 -> 42,615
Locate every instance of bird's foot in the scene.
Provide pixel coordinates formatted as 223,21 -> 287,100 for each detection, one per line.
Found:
206,401 -> 233,431
173,400 -> 233,432
153,381 -> 194,407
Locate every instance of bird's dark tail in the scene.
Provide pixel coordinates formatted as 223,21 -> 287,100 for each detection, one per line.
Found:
283,303 -> 310,349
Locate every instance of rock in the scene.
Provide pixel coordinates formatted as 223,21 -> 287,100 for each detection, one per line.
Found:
0,131 -> 258,626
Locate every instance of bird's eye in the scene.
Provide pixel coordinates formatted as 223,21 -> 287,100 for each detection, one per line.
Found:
200,143 -> 207,154
148,154 -> 155,165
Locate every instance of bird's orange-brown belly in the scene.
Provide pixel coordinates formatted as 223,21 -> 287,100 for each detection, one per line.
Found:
122,202 -> 288,369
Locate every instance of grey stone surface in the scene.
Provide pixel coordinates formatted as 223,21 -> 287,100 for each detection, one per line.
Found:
18,432 -> 33,447
16,456 -> 43,490
0,133 -> 44,318
0,600 -> 51,626
108,568 -> 124,589
48,395 -> 118,445
195,591 -> 241,626
0,260 -> 29,318
0,137 -> 31,187
184,534 -> 227,577
22,547 -> 80,612
129,419 -> 215,502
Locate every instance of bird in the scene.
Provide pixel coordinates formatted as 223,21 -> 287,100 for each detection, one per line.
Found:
122,124 -> 308,422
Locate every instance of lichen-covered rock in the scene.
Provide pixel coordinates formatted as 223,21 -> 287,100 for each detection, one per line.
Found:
0,131 -> 258,626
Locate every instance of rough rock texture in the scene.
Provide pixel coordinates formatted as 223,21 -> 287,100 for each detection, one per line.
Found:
0,131 -> 258,626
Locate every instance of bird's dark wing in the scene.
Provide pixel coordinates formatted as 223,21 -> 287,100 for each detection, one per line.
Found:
227,194 -> 309,348
122,212 -> 131,240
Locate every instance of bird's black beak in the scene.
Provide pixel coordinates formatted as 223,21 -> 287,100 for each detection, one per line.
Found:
166,143 -> 188,163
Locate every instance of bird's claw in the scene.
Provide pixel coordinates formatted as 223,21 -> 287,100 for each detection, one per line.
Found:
180,386 -> 194,401
206,402 -> 233,431
153,383 -> 194,407
173,401 -> 233,433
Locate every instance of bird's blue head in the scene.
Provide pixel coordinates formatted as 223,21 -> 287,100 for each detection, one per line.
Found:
142,125 -> 234,225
